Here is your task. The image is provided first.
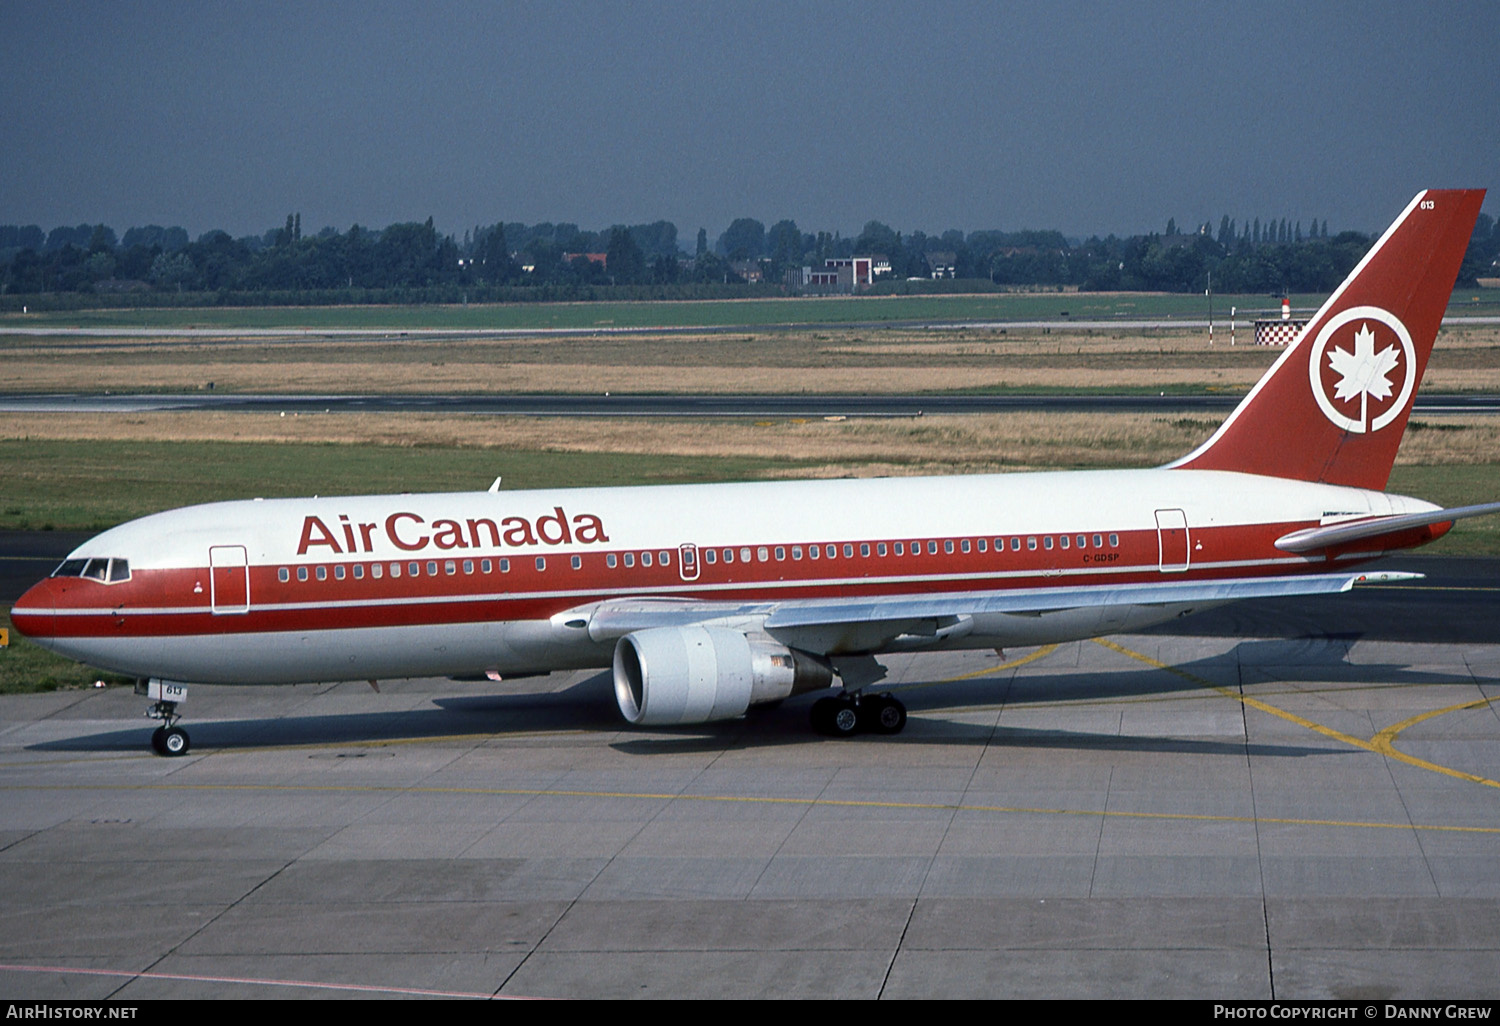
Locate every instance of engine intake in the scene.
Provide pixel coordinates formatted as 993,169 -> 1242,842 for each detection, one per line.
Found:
613,626 -> 832,725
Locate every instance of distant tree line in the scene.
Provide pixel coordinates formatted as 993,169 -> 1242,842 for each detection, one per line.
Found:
3,207 -> 1496,307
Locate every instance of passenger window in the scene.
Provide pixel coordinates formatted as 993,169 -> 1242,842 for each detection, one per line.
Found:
1027,538 -> 1037,551
1010,538 -> 1021,551
877,543 -> 887,557
444,560 -> 455,575
607,553 -> 618,568
843,544 -> 854,558
624,552 -> 635,568
571,555 -> 582,570
426,561 -> 438,577
1060,536 -> 1069,549
500,558 -> 510,573
1044,537 -> 1053,550
1077,535 -> 1087,549
408,562 -> 419,577
373,563 -> 383,579
860,543 -> 870,557
316,566 -> 327,581
463,560 -> 473,574
827,545 -> 837,559
808,545 -> 818,560
1109,533 -> 1119,547
927,541 -> 937,555
480,559 -> 491,573
643,552 -> 653,567
298,566 -> 308,582
389,563 -> 401,578
279,567 -> 290,583
1093,535 -> 1103,548
335,565 -> 346,579
705,550 -> 716,564
792,546 -> 802,560
535,557 -> 546,571
660,551 -> 671,566
742,547 -> 753,563
894,542 -> 904,556
775,546 -> 785,560
354,564 -> 365,579
721,549 -> 731,564
757,547 -> 769,562
944,540 -> 954,554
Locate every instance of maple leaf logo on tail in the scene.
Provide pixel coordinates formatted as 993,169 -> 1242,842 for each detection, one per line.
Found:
1327,323 -> 1401,432
1308,306 -> 1416,435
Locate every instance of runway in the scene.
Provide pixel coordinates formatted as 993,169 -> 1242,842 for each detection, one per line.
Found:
5,390 -> 1500,417
3,537 -> 1499,998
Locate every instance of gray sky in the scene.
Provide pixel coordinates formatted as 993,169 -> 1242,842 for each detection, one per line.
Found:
2,0 -> 1496,243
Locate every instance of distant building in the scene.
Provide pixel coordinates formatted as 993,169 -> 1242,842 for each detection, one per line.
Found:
562,252 -> 608,268
729,260 -> 764,283
798,255 -> 890,294
925,251 -> 957,279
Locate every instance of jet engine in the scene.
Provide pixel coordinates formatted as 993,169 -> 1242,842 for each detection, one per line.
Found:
613,626 -> 833,725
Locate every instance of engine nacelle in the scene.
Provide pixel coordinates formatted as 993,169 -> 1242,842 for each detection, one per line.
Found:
613,626 -> 832,726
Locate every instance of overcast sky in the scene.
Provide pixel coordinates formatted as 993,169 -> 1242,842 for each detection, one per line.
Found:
2,1 -> 1496,243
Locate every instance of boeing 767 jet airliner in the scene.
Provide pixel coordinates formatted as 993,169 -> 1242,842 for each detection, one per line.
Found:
12,189 -> 1495,755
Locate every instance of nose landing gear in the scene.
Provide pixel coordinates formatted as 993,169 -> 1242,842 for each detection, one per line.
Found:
150,722 -> 190,756
137,679 -> 191,756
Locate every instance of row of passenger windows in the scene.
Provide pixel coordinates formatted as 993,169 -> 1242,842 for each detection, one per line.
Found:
279,557 -> 519,583
274,533 -> 1122,583
685,534 -> 1120,566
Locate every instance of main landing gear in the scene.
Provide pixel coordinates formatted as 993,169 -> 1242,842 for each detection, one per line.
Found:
809,692 -> 907,738
137,679 -> 191,757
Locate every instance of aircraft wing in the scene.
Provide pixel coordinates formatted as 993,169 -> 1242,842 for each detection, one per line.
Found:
582,570 -> 1418,653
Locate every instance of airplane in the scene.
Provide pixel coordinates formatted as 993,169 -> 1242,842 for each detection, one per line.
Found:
11,188 -> 1496,757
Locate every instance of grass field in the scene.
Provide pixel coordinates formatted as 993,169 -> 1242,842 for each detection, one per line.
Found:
4,413 -> 1497,547
7,320 -> 1500,396
4,288 -> 1497,333
0,291 -> 1321,331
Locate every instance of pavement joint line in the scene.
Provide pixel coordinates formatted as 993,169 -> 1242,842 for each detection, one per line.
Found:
0,961 -> 522,999
1093,638 -> 1500,791
2,779 -> 1495,834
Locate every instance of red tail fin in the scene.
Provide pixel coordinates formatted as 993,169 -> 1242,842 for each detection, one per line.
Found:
1169,189 -> 1485,489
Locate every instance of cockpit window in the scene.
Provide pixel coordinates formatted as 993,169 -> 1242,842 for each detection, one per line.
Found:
51,557 -> 130,583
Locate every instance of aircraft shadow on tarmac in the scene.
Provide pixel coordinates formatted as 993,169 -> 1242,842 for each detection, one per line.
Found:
30,635 -> 1486,758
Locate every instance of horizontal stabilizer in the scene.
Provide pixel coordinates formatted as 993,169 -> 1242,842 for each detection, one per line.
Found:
1274,501 -> 1500,553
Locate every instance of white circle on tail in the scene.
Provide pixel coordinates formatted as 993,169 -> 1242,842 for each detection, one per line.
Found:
1307,305 -> 1416,434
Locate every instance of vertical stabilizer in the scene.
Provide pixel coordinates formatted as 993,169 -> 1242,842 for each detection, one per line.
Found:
1168,189 -> 1485,489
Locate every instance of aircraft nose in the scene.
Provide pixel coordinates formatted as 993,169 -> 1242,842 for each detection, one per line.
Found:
10,578 -> 57,640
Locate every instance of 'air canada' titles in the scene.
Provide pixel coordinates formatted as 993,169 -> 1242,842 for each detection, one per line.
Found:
296,508 -> 609,556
